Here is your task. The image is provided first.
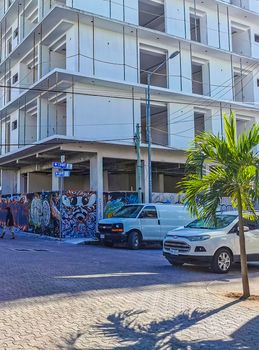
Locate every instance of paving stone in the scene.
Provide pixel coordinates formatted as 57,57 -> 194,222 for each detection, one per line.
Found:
0,234 -> 258,349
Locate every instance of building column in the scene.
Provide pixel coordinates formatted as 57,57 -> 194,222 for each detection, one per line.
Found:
52,168 -> 59,191
1,170 -> 17,195
90,153 -> 104,221
158,173 -> 165,193
17,170 -> 26,193
103,170 -> 109,192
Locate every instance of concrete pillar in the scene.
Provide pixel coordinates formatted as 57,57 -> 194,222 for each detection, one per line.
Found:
158,173 -> 165,193
17,170 -> 26,193
1,170 -> 17,195
103,170 -> 109,192
52,168 -> 59,192
90,153 -> 104,220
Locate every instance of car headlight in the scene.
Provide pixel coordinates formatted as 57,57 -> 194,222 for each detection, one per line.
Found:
187,235 -> 210,241
112,223 -> 124,233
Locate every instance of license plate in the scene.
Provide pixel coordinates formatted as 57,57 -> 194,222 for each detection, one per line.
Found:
100,234 -> 105,239
170,249 -> 179,255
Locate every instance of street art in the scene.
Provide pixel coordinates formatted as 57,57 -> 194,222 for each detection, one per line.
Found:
28,192 -> 59,236
152,193 -> 185,205
61,191 -> 97,239
103,192 -> 139,218
0,191 -> 97,239
152,193 -> 233,211
0,194 -> 29,231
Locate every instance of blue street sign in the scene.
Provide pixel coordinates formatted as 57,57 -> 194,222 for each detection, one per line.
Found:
52,162 -> 72,170
55,170 -> 70,177
53,162 -> 65,169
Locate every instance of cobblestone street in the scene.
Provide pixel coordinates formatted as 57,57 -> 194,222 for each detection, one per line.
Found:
0,233 -> 258,350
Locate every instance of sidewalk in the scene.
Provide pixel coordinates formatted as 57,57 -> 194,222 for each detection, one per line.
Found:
7,229 -> 99,245
208,269 -> 259,311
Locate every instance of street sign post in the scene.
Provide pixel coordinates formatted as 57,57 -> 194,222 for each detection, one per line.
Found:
52,156 -> 73,240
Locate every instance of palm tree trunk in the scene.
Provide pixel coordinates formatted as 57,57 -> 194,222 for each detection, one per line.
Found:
237,190 -> 250,299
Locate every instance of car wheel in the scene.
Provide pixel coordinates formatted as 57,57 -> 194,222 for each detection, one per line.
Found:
103,241 -> 114,248
128,231 -> 141,250
166,257 -> 184,267
211,248 -> 233,274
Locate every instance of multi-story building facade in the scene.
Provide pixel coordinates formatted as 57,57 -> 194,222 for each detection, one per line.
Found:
0,0 -> 258,217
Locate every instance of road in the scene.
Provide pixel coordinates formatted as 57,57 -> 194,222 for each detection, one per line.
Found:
0,233 -> 258,350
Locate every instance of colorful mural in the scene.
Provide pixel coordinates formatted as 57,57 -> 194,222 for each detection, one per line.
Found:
152,193 -> 185,205
103,192 -> 139,218
152,193 -> 233,211
61,191 -> 97,238
0,191 -> 97,239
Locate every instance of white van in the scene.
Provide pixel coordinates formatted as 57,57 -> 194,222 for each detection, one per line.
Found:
98,204 -> 193,249
163,211 -> 259,273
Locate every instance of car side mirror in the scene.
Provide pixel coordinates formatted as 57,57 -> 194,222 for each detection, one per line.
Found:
237,226 -> 249,234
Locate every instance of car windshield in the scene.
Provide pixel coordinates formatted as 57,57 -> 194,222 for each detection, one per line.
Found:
185,215 -> 237,229
112,205 -> 143,218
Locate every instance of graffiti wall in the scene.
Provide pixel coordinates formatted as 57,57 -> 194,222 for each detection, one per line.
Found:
152,193 -> 233,211
61,191 -> 97,238
152,193 -> 185,205
0,191 -> 97,239
103,192 -> 139,218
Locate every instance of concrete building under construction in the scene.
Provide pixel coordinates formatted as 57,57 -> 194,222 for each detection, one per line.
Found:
0,0 -> 258,217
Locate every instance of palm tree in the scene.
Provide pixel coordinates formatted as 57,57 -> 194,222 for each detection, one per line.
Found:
179,113 -> 259,299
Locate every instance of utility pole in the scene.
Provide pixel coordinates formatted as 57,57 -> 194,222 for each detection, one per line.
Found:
59,154 -> 65,240
135,123 -> 142,203
146,51 -> 180,203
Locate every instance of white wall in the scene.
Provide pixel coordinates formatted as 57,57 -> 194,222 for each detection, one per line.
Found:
71,84 -> 136,141
66,0 -> 138,24
66,24 -> 138,82
169,103 -> 194,150
165,0 -> 186,38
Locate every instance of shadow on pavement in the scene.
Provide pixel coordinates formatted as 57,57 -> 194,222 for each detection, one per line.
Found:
59,300 -> 259,350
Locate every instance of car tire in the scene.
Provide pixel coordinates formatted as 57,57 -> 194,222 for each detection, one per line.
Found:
103,241 -> 114,248
211,248 -> 233,274
128,231 -> 141,250
166,257 -> 184,267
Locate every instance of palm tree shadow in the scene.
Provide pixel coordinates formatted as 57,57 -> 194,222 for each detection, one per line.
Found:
59,300 -> 259,349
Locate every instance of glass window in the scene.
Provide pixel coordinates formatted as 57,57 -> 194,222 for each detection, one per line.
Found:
113,205 -> 143,218
186,215 -> 237,229
140,206 -> 158,219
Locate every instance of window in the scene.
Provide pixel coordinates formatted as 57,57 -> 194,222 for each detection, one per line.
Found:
141,103 -> 168,146
7,38 -> 12,54
190,15 -> 201,42
140,48 -> 167,88
139,0 -> 165,32
139,206 -> 158,219
192,62 -> 203,95
112,205 -> 143,218
5,121 -> 10,153
194,112 -> 205,135
192,60 -> 210,96
13,28 -> 18,39
257,79 -> 259,87
11,120 -> 17,130
6,78 -> 11,102
12,73 -> 18,84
